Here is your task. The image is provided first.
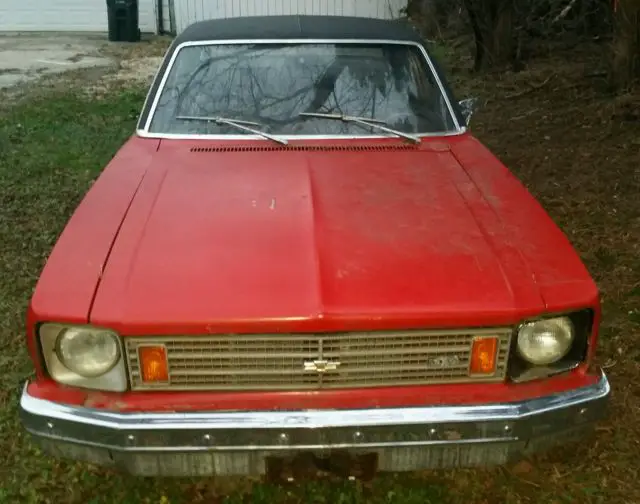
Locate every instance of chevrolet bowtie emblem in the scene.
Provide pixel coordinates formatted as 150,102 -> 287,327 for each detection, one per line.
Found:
303,358 -> 340,373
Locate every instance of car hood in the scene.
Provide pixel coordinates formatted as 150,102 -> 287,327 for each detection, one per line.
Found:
89,141 -> 547,334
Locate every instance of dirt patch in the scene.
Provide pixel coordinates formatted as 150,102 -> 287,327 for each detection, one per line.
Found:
114,56 -> 164,82
0,34 -> 113,90
0,35 -> 171,105
70,39 -> 171,98
104,56 -> 163,86
92,37 -> 171,91
443,40 -> 640,500
98,35 -> 173,61
83,56 -> 164,98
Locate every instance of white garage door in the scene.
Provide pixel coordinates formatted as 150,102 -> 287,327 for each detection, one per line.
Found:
0,0 -> 157,32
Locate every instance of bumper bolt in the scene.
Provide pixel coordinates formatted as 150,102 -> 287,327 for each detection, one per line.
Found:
579,407 -> 588,415
46,422 -> 54,430
278,433 -> 289,445
203,434 -> 214,445
353,431 -> 364,442
428,428 -> 437,437
504,425 -> 512,433
126,434 -> 136,446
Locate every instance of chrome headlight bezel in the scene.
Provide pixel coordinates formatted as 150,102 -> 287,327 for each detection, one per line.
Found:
516,316 -> 575,365
39,323 -> 127,392
509,310 -> 593,383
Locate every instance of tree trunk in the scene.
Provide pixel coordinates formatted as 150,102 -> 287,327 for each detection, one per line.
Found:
611,0 -> 640,89
487,1 -> 514,67
464,0 -> 516,70
407,0 -> 457,39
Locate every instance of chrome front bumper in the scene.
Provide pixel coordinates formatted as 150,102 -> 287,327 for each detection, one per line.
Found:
19,372 -> 610,477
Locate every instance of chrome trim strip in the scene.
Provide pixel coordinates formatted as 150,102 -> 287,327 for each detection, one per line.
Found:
135,47 -> 170,131
20,371 -> 609,435
27,434 -> 514,453
134,128 -> 467,141
140,38 -> 464,140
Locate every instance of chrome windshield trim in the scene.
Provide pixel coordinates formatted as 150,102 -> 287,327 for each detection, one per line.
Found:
140,38 -> 463,138
20,371 -> 609,432
135,128 -> 467,141
136,48 -> 169,131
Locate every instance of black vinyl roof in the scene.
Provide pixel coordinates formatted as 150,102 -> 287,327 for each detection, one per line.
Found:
174,15 -> 423,44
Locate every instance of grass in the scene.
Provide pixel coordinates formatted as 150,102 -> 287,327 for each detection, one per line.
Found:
0,43 -> 639,503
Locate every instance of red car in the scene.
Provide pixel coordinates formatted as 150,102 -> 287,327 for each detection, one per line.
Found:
19,16 -> 609,478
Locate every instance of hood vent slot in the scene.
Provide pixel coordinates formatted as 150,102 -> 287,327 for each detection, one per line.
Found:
190,144 -> 420,153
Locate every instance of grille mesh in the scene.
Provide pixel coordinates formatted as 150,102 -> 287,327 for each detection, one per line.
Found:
125,329 -> 512,391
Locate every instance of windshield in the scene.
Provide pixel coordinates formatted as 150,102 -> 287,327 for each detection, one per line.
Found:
147,42 -> 458,137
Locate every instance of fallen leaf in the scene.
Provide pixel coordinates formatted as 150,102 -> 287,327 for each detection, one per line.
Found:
511,460 -> 534,475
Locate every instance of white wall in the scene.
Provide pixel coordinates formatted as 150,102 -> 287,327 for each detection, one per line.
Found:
0,0 -> 406,35
0,0 -> 157,32
139,0 -> 159,32
0,0 -> 157,33
172,0 -> 408,33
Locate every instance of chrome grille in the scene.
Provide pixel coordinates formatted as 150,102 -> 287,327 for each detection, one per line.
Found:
125,329 -> 512,391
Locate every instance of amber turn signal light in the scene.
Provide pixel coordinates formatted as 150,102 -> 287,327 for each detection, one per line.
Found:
138,345 -> 169,383
470,336 -> 498,375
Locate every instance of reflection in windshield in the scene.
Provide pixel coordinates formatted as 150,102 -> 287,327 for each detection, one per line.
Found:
149,43 -> 457,136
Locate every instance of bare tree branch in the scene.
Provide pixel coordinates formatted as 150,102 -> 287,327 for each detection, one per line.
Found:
553,0 -> 579,23
505,74 -> 555,98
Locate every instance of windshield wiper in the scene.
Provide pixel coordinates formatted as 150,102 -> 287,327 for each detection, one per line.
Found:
298,112 -> 420,144
176,115 -> 288,145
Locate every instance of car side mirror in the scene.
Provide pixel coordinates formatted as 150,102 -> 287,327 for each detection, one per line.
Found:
458,98 -> 478,127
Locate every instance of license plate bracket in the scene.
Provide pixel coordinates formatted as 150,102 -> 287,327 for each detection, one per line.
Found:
265,451 -> 379,482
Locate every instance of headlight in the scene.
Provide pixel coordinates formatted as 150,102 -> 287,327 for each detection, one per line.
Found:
56,327 -> 120,377
39,323 -> 127,391
517,316 -> 575,365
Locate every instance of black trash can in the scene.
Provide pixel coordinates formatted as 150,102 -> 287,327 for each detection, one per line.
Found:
106,0 -> 140,42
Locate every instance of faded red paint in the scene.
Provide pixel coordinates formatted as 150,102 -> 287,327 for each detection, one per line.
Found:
26,133 -> 601,410
26,137 -> 159,378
